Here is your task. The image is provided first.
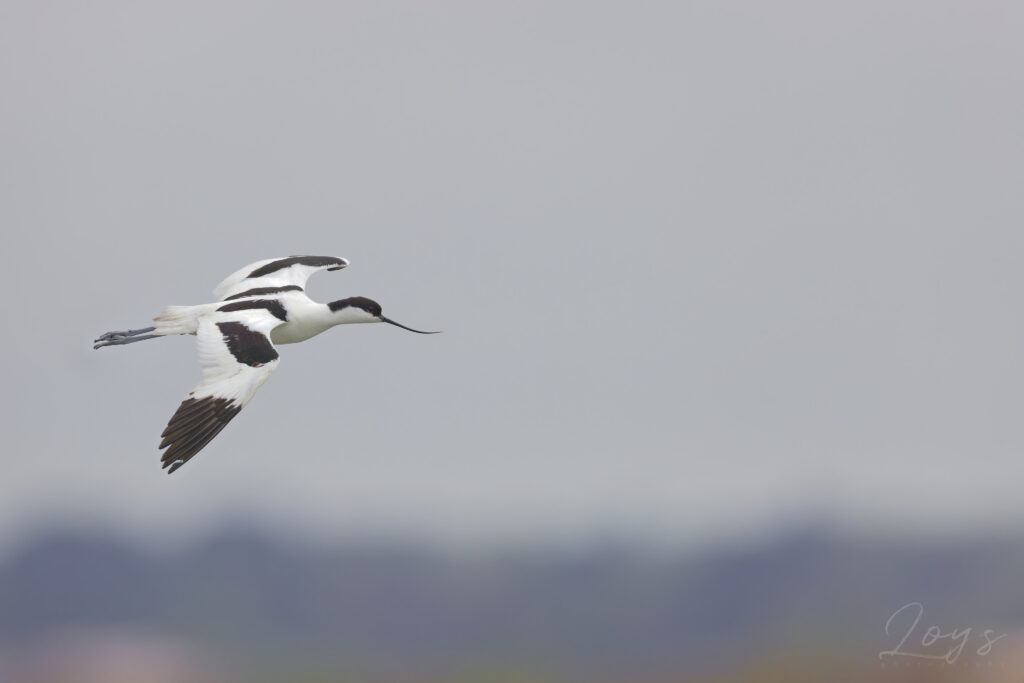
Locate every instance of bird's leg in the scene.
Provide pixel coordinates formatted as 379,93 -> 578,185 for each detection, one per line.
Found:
93,334 -> 158,350
93,327 -> 159,350
94,326 -> 156,342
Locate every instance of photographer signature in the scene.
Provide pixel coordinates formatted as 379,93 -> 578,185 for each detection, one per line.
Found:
879,602 -> 1007,664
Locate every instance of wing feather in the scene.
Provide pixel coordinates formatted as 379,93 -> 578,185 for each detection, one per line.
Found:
213,255 -> 348,301
158,310 -> 284,473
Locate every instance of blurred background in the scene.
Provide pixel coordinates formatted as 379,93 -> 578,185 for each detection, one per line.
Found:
2,1 -> 1023,681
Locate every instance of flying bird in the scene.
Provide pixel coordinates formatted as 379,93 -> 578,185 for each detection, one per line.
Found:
94,255 -> 438,474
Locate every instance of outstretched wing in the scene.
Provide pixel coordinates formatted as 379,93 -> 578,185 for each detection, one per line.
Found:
213,255 -> 349,301
159,309 -> 284,473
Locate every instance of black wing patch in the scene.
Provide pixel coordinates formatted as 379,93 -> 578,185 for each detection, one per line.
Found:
216,322 -> 279,367
222,285 -> 303,301
217,299 -> 288,322
246,256 -> 346,279
159,396 -> 242,473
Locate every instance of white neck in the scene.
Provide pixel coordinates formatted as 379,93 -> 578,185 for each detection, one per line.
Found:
270,301 -> 375,345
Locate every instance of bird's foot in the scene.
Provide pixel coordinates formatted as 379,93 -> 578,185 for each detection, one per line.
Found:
94,327 -> 156,342
93,327 -> 158,350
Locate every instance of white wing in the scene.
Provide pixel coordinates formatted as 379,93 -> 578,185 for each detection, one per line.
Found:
158,309 -> 285,473
213,255 -> 349,301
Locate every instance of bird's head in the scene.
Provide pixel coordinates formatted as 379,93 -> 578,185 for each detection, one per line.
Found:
327,297 -> 440,334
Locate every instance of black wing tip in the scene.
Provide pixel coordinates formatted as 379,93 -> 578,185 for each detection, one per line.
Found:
247,256 -> 348,279
158,396 -> 241,473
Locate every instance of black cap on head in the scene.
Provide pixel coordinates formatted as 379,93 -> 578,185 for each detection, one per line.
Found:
328,296 -> 381,316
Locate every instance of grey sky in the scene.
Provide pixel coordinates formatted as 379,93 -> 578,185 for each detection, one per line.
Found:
2,1 -> 1022,551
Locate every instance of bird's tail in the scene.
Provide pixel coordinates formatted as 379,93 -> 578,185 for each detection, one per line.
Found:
152,304 -> 208,336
